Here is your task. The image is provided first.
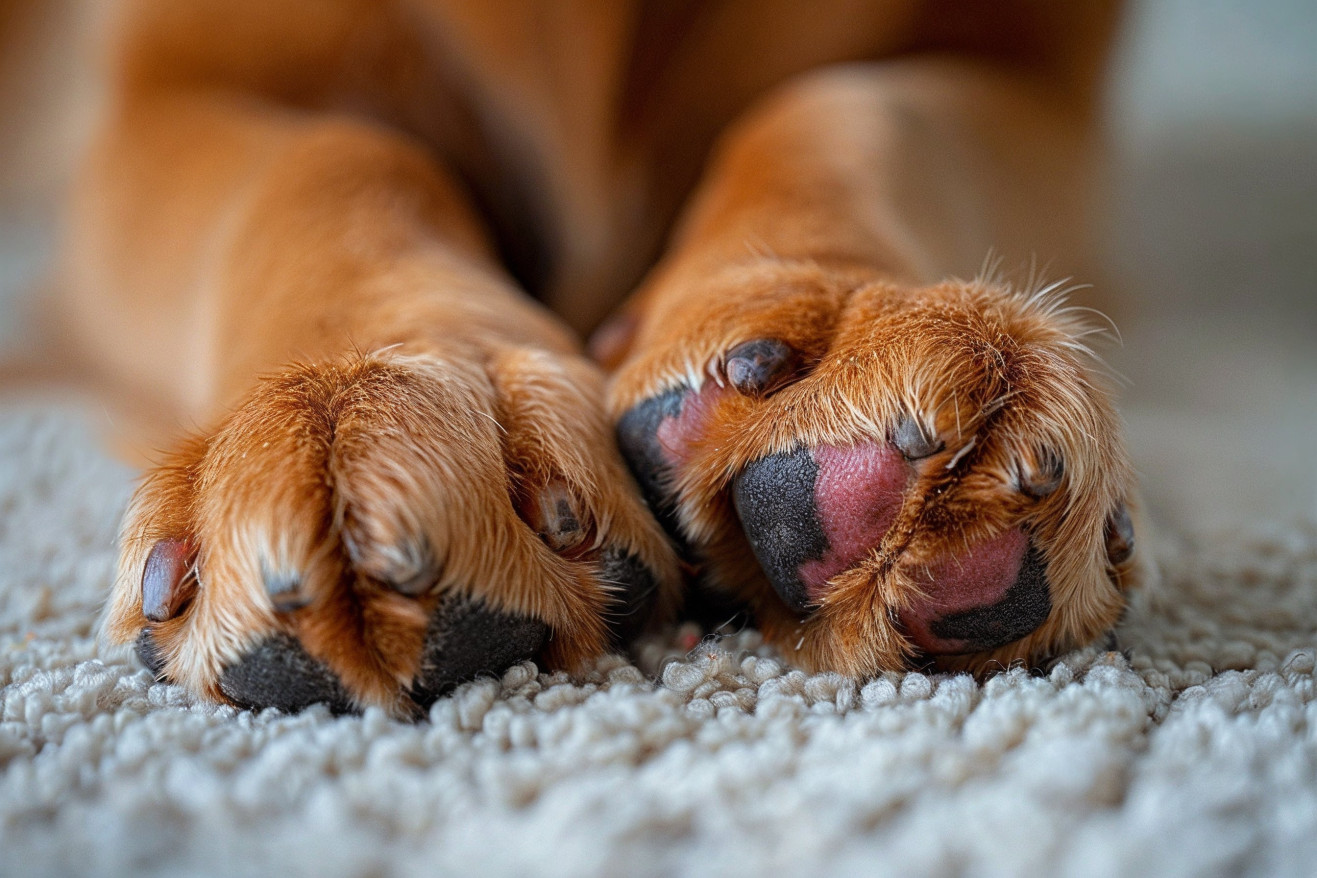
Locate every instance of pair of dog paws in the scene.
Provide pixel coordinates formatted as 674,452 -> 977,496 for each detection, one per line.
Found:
102,269 -> 1139,716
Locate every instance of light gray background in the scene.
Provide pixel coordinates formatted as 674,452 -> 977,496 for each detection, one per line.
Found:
1103,0 -> 1317,530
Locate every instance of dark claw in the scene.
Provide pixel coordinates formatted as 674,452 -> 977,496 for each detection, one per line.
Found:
344,534 -> 440,597
524,481 -> 586,551
1020,451 -> 1064,498
409,594 -> 548,708
545,498 -> 582,547
142,539 -> 197,623
1105,503 -> 1135,565
262,567 -> 310,612
724,338 -> 801,396
218,633 -> 355,714
385,560 -> 441,596
135,628 -> 168,679
731,446 -> 825,613
598,547 -> 660,645
893,415 -> 943,460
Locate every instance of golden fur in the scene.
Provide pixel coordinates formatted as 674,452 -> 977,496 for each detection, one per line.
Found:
42,0 -> 1139,715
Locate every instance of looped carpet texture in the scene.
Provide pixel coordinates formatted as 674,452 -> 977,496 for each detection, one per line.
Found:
1,403 -> 1315,877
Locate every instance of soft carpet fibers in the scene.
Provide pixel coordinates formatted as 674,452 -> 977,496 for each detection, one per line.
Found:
1,402 -> 1315,877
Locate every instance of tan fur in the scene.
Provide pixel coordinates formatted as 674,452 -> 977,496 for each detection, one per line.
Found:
40,0 -> 1136,711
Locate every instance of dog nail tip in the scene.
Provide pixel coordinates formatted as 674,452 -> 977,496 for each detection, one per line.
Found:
261,565 -> 315,609
1105,503 -> 1135,564
142,538 -> 196,622
344,532 -> 441,597
893,414 -> 943,460
384,574 -> 437,597
1021,451 -> 1064,498
1021,473 -> 1062,498
524,480 -> 588,552
725,338 -> 799,396
134,628 -> 168,678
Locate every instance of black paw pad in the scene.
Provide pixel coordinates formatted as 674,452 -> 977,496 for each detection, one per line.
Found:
731,446 -> 825,613
599,547 -> 660,645
409,594 -> 548,708
928,545 -> 1053,653
218,633 -> 355,714
135,628 -> 168,680
616,386 -> 690,544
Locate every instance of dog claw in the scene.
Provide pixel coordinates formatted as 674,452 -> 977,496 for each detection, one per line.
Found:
517,480 -> 589,552
261,567 -> 313,611
893,415 -> 943,460
1021,451 -> 1064,498
376,542 -> 442,596
531,481 -> 588,551
142,539 -> 197,622
384,570 -> 439,596
1105,503 -> 1135,564
724,338 -> 801,396
343,528 -> 441,596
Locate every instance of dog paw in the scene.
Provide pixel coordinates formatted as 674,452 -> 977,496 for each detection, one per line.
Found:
606,261 -> 1140,677
102,350 -> 679,716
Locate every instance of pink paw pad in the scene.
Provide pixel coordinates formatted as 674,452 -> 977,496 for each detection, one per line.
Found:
733,441 -> 1051,653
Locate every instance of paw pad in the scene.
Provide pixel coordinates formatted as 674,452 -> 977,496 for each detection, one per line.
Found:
616,386 -> 699,544
731,447 -> 826,612
911,544 -> 1053,654
218,633 -> 355,714
409,594 -> 548,708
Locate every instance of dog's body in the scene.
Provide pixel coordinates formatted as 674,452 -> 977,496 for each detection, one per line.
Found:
50,0 -> 1139,715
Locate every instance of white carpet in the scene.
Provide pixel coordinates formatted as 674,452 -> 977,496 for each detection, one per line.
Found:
1,401 -> 1316,878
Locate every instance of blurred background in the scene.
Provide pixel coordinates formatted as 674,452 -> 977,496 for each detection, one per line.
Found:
1101,0 -> 1317,530
0,0 -> 1314,534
